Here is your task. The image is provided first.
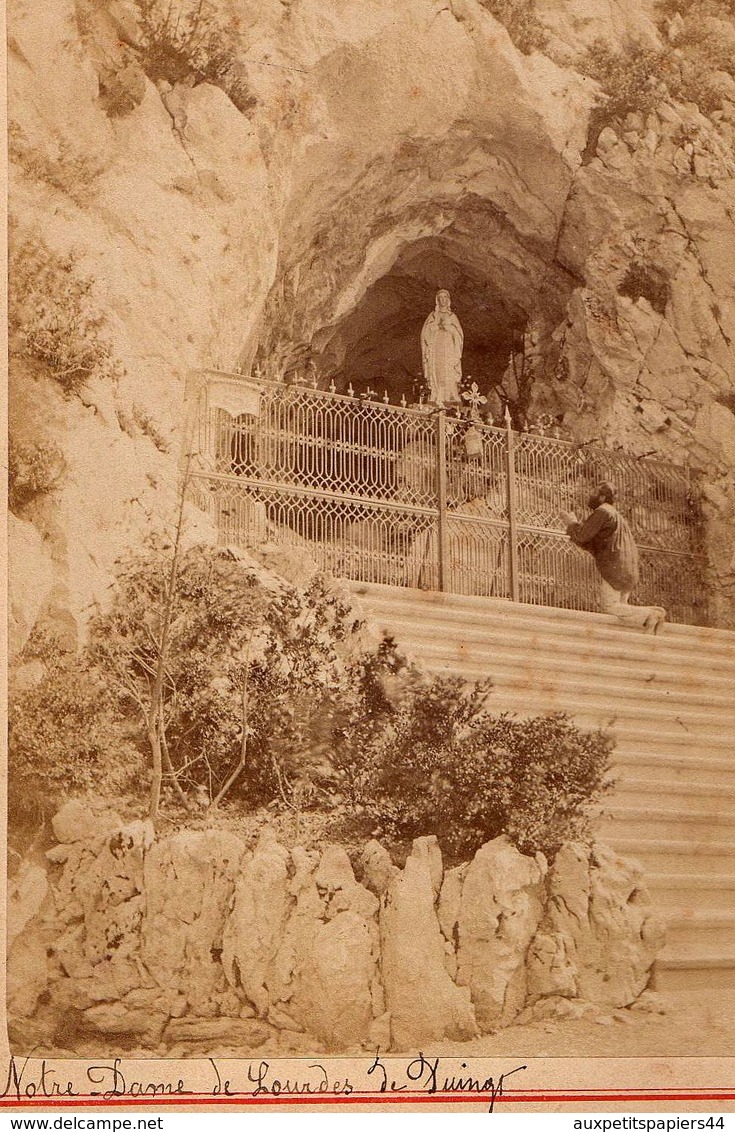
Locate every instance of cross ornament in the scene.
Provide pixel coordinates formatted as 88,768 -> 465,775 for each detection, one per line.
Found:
461,380 -> 487,419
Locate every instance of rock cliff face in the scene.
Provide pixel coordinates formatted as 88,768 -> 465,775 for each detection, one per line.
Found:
8,0 -> 735,641
7,811 -> 663,1054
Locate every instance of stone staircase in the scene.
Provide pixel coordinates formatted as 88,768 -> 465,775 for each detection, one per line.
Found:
351,582 -> 735,993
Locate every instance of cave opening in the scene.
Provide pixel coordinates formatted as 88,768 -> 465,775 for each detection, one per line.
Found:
314,241 -> 530,409
251,191 -> 583,431
305,238 -> 532,414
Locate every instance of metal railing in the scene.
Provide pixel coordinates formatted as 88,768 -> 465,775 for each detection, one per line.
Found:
188,373 -> 709,625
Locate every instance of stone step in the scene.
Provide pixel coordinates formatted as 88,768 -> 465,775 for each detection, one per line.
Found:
354,585 -> 735,657
612,751 -> 735,788
614,774 -> 735,807
647,874 -> 735,913
654,954 -> 735,991
600,805 -> 735,843
664,914 -> 735,953
364,606 -> 733,674
424,677 -> 735,738
354,584 -> 735,992
378,624 -> 733,701
607,839 -> 735,876
395,639 -> 735,713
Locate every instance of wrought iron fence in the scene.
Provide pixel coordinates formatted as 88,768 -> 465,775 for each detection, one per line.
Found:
188,373 -> 709,625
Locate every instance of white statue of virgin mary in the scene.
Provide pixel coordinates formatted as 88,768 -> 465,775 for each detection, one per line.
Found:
421,289 -> 464,403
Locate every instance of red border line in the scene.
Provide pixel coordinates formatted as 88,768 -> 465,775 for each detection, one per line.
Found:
2,1092 -> 735,1108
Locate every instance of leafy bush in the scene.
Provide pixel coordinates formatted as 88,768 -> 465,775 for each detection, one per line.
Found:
584,3 -> 735,127
8,437 -> 66,512
618,261 -> 670,314
8,634 -> 143,826
9,542 -> 612,856
8,122 -> 106,204
657,0 -> 735,23
658,1 -> 735,113
9,238 -> 124,396
337,676 -> 613,861
581,39 -> 674,121
478,0 -> 548,54
136,0 -> 256,114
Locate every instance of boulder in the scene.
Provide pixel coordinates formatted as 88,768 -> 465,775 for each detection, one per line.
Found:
221,832 -> 291,1015
527,842 -> 664,1009
380,841 -> 477,1048
82,1002 -> 167,1041
7,925 -> 50,1017
51,800 -> 122,845
163,1017 -> 273,1047
290,910 -> 378,1050
358,839 -> 399,896
455,837 -> 547,1030
8,862 -> 49,951
143,828 -> 246,1014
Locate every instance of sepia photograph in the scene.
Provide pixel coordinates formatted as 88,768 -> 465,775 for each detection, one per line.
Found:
4,0 -> 735,1109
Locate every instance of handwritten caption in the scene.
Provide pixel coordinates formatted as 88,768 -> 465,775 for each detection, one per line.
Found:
2,1054 -> 527,1111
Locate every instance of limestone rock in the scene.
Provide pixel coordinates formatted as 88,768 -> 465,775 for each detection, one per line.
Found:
83,1002 -> 167,1040
51,800 -> 122,845
438,863 -> 467,944
7,925 -> 50,1017
411,835 -> 443,898
380,844 -> 477,1048
163,1017 -> 273,1046
526,928 -> 577,1000
143,829 -> 246,1014
313,844 -> 378,918
358,839 -> 399,896
221,833 -> 291,1014
527,842 -> 664,1009
455,837 -> 547,1030
8,862 -> 49,951
290,910 -> 378,1051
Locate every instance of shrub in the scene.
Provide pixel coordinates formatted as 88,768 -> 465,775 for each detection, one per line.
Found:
657,2 -> 735,114
136,0 -> 256,114
657,0 -> 735,23
8,122 -> 106,205
618,261 -> 670,314
8,238 -> 124,396
8,437 -> 66,512
10,542 -> 612,851
132,403 -> 170,452
8,633 -> 143,827
337,676 -> 613,861
478,0 -> 548,54
584,5 -> 735,127
581,39 -> 674,121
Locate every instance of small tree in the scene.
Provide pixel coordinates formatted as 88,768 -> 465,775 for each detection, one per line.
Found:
580,38 -> 674,122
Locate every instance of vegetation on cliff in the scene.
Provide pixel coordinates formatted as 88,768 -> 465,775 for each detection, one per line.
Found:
9,545 -> 612,863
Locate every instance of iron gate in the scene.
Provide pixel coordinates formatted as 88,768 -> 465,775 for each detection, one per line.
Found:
188,373 -> 708,625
